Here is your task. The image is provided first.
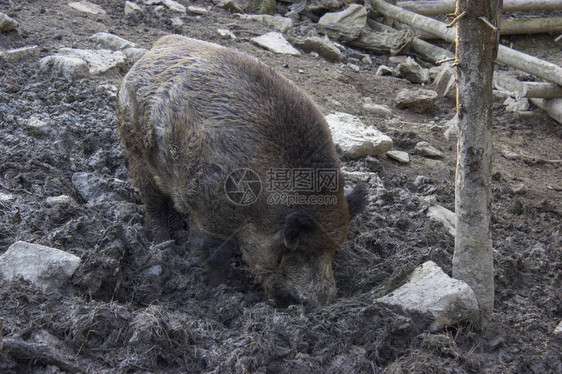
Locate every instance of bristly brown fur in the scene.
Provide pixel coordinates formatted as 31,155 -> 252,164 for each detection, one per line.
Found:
116,35 -> 368,308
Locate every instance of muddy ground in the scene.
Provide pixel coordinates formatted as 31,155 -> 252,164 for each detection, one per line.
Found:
0,0 -> 561,373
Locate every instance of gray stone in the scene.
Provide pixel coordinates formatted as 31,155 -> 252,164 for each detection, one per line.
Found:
58,48 -> 127,75
378,261 -> 479,331
386,150 -> 410,164
122,47 -> 148,63
162,0 -> 186,12
251,32 -> 300,56
362,101 -> 392,117
501,147 -> 520,160
427,204 -> 456,236
395,88 -> 438,113
0,13 -> 19,32
375,65 -> 394,76
504,97 -> 530,112
0,192 -> 14,202
0,45 -> 39,63
434,63 -> 456,98
217,28 -> 237,39
71,172 -> 129,203
396,57 -> 430,84
90,32 -> 136,50
414,141 -> 444,158
0,241 -> 81,292
555,321 -> 562,337
26,113 -> 57,137
291,36 -> 341,61
217,0 -> 244,13
240,14 -> 293,34
45,195 -> 77,208
125,1 -> 143,16
171,16 -> 184,27
188,5 -> 208,15
39,55 -> 90,79
326,112 -> 393,159
443,113 -> 459,141
318,4 -> 367,28
68,1 -> 107,19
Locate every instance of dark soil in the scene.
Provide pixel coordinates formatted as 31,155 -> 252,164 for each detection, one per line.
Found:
0,1 -> 561,373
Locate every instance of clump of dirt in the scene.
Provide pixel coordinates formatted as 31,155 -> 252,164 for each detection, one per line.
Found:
0,0 -> 561,373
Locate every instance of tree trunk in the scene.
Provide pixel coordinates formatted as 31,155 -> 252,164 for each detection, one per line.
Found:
453,0 -> 500,319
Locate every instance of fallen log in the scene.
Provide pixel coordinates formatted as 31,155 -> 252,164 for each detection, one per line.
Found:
400,17 -> 562,38
367,0 -> 562,86
518,82 -> 562,99
530,98 -> 562,123
368,19 -> 454,62
501,17 -> 562,35
316,23 -> 414,55
397,0 -> 562,15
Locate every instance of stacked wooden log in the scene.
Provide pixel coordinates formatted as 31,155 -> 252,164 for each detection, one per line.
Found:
367,0 -> 562,124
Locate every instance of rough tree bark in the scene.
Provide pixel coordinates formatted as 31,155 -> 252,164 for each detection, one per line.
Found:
453,0 -> 501,319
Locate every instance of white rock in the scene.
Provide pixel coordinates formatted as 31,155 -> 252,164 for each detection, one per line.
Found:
396,57 -> 430,84
378,261 -> 479,331
414,141 -> 444,158
376,65 -> 394,76
292,36 -> 341,62
434,63 -> 456,98
395,88 -> 438,113
251,32 -> 300,56
125,1 -> 143,16
555,321 -> 562,336
501,147 -> 520,160
504,97 -> 530,112
414,142 -> 443,157
326,112 -> 393,159
171,16 -> 184,27
122,47 -> 148,63
68,1 -> 107,19
39,55 -> 90,79
45,195 -> 77,208
162,0 -> 186,13
427,204 -> 456,236
187,5 -> 208,15
0,45 -> 39,63
71,172 -> 129,203
362,102 -> 392,117
0,192 -> 14,201
318,4 -> 367,28
443,113 -> 459,141
240,14 -> 293,34
58,48 -> 127,75
217,28 -> 236,39
26,113 -> 57,137
387,150 -> 410,164
90,32 -> 136,50
0,12 -> 19,32
0,241 -> 81,292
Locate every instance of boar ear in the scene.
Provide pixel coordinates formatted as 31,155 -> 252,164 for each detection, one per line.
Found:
346,182 -> 369,218
282,210 -> 316,250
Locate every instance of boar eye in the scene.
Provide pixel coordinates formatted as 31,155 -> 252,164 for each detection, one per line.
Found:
281,209 -> 317,251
